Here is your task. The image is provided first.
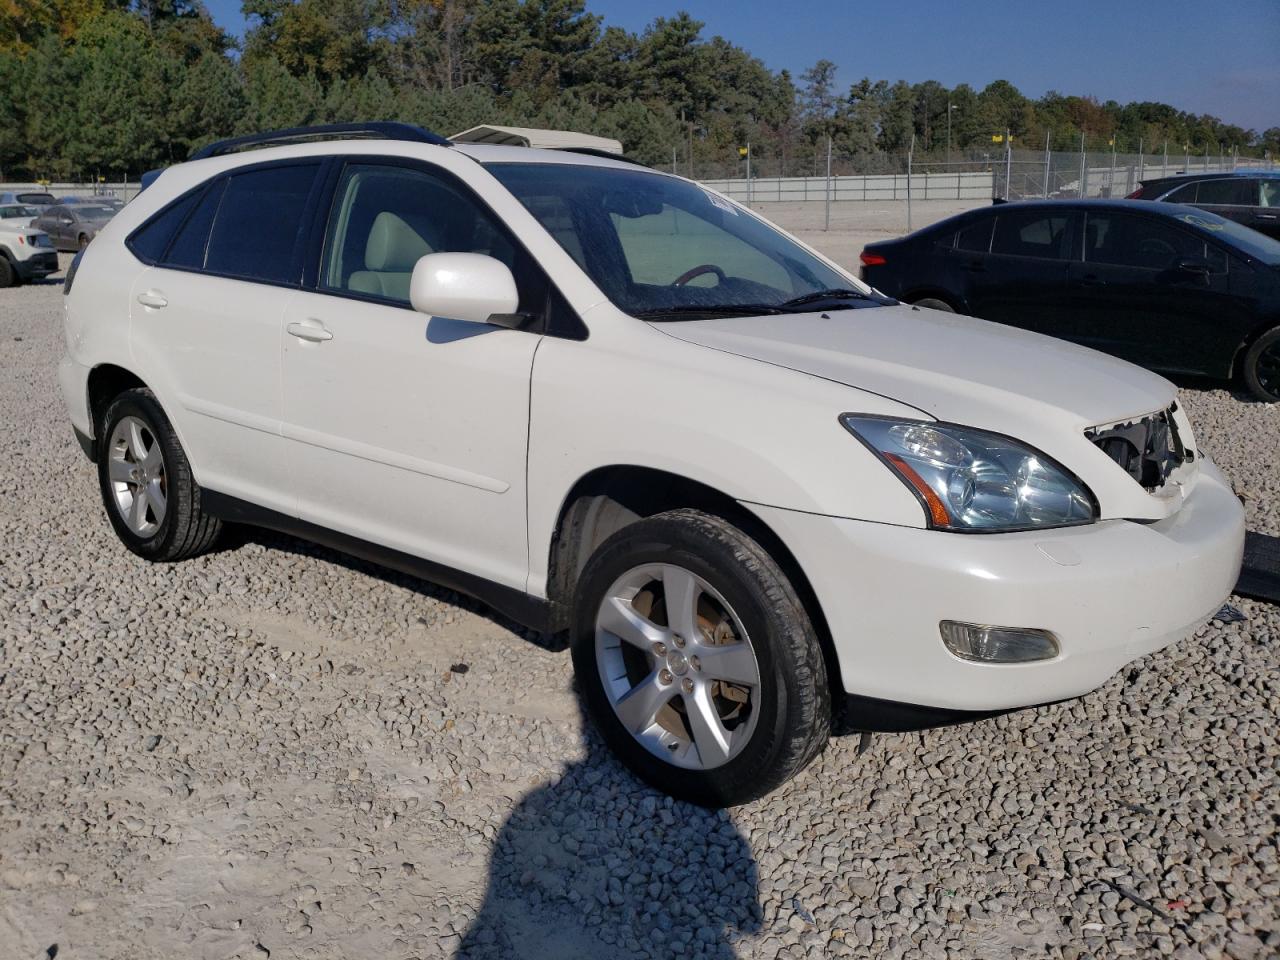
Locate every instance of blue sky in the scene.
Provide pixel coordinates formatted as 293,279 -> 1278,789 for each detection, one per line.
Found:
201,0 -> 1279,131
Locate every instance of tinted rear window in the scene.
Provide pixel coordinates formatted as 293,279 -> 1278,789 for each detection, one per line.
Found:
204,164 -> 319,284
127,189 -> 202,264
166,179 -> 226,270
991,210 -> 1072,260
955,217 -> 993,253
17,193 -> 54,204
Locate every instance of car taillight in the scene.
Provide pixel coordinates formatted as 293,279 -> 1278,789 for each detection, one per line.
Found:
860,251 -> 887,266
16,235 -> 24,245
1126,187 -> 1144,199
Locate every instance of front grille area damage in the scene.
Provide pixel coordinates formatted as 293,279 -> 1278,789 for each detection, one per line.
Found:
1085,404 -> 1191,492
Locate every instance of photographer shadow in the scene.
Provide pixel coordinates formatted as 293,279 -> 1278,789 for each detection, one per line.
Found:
457,697 -> 762,959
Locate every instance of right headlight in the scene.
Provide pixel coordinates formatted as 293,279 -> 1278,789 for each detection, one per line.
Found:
841,415 -> 1097,532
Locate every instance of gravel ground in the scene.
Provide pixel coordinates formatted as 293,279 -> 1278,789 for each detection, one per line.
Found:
2,261 -> 1278,960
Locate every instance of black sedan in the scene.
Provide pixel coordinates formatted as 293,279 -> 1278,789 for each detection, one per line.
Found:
860,200 -> 1280,401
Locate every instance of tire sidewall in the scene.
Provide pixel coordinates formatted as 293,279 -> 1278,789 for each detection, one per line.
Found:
571,515 -> 819,806
1244,327 -> 1280,402
0,257 -> 13,288
97,391 -> 185,560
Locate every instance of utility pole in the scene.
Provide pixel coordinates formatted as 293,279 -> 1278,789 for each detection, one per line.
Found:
1043,129 -> 1051,199
946,101 -> 957,164
746,141 -> 752,204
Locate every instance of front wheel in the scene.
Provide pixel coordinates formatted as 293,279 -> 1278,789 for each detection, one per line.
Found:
571,509 -> 830,807
78,234 -> 89,250
97,388 -> 222,561
0,257 -> 13,288
911,296 -> 955,313
1242,327 -> 1280,403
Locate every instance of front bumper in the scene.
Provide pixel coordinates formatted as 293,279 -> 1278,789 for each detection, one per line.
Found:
750,459 -> 1245,712
14,251 -> 58,279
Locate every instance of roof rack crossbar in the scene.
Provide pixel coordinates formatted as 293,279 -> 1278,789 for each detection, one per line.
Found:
190,122 -> 450,161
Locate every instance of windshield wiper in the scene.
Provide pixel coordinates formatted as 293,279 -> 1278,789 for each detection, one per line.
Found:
778,288 -> 874,309
633,303 -> 786,319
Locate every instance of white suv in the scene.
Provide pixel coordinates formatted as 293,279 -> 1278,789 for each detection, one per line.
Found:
0,202 -> 58,286
58,123 -> 1245,806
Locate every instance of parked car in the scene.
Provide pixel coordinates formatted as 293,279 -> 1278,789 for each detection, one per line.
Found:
1128,171 -> 1280,240
58,124 -> 1245,806
33,202 -> 117,251
860,200 -> 1280,401
60,195 -> 127,212
0,204 -> 58,286
0,190 -> 57,212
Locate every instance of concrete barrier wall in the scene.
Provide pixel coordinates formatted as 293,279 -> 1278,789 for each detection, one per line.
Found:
699,171 -> 994,203
1,182 -> 141,201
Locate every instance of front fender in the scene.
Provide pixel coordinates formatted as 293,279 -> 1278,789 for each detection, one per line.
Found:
525,319 -> 929,595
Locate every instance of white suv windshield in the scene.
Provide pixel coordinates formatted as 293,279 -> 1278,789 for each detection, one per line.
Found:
487,162 -> 879,318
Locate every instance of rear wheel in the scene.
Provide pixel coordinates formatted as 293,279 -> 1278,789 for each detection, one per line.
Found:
97,388 -> 222,561
78,233 -> 89,250
1242,327 -> 1280,402
911,296 -> 955,313
571,509 -> 830,807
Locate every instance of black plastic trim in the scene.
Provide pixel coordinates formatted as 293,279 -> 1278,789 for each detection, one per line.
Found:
837,693 -> 1014,733
201,490 -> 557,632
73,425 -> 95,461
190,122 -> 450,161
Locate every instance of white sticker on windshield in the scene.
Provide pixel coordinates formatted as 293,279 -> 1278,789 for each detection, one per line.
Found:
704,190 -> 739,216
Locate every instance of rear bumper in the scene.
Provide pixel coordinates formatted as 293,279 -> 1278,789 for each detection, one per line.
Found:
751,459 -> 1246,712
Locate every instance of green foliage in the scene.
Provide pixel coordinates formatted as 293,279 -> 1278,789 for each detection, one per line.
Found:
0,0 -> 1270,180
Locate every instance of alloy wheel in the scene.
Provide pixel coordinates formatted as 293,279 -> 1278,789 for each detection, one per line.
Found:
106,416 -> 167,537
594,563 -> 761,770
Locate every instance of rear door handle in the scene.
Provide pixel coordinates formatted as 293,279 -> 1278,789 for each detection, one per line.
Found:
287,320 -> 333,343
1256,213 -> 1278,221
961,260 -> 986,273
1078,274 -> 1106,287
136,290 -> 168,309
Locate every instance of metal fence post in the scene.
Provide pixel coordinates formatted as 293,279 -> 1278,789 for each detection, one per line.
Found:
1079,131 -> 1087,199
1108,139 -> 1117,197
1043,131 -> 1051,199
1137,137 -> 1144,187
907,137 -> 914,233
824,137 -> 831,232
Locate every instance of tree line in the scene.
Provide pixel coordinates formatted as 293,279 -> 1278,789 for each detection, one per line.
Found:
1,0 -> 1275,181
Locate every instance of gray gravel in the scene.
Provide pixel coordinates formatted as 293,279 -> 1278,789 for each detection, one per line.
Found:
2,267 -> 1279,960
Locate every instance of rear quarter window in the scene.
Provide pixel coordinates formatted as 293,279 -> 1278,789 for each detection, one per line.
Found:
126,189 -> 203,264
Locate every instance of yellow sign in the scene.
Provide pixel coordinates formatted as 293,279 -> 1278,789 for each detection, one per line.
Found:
992,135 -> 1003,143
738,147 -> 749,158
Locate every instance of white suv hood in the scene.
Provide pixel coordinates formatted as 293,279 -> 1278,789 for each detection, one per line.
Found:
657,304 -> 1191,521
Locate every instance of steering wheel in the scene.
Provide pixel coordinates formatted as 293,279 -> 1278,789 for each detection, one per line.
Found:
672,264 -> 727,287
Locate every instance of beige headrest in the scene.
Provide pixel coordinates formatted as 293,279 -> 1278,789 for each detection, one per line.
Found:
364,211 -> 433,272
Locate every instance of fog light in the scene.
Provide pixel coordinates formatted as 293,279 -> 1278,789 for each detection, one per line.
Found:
940,621 -> 1060,663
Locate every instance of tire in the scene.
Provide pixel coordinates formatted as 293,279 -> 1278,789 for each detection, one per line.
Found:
97,388 -> 222,561
571,508 -> 830,807
1242,327 -> 1280,403
78,234 -> 89,250
0,257 -> 13,288
911,296 -> 955,313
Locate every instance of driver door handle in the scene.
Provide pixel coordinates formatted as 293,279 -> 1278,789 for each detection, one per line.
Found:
287,320 -> 333,343
136,290 -> 168,309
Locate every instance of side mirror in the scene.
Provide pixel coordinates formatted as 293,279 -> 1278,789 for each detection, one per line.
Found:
1174,256 -> 1211,278
409,253 -> 522,328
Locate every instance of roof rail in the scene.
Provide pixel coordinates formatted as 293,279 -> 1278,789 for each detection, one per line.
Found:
189,122 -> 451,161
554,146 -> 649,167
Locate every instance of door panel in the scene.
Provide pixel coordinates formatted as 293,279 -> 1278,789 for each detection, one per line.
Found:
281,293 -> 540,590
963,208 -> 1076,334
280,159 -> 549,590
1066,211 -> 1245,374
129,267 -> 297,513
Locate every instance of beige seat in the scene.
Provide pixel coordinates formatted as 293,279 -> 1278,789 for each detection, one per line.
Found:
348,211 -> 434,301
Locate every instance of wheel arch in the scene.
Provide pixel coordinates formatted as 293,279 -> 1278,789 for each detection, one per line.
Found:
545,464 -> 845,717
85,364 -> 150,457
901,287 -> 962,311
1229,317 -> 1280,379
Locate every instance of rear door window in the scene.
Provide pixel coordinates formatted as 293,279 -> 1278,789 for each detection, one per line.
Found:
204,164 -> 321,284
954,217 -> 993,253
1164,182 -> 1198,203
165,179 -> 226,271
990,210 -> 1072,259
